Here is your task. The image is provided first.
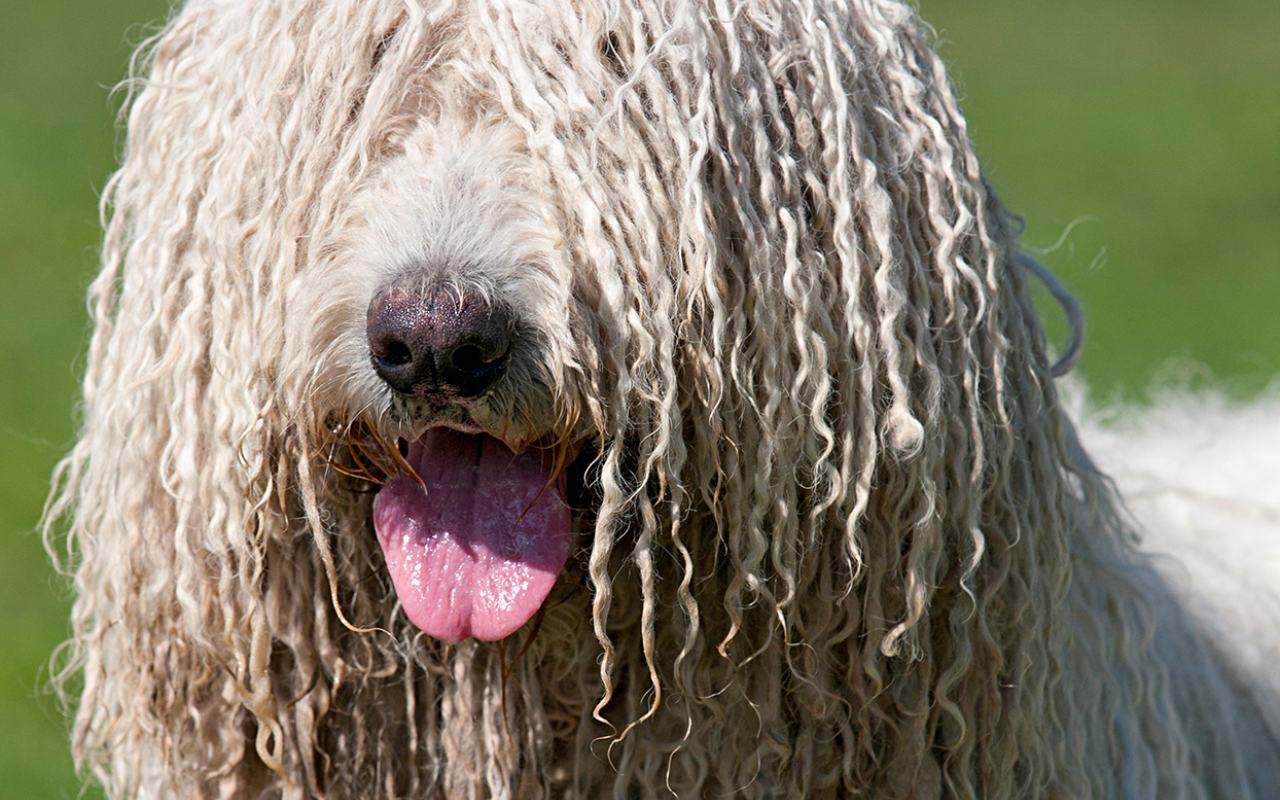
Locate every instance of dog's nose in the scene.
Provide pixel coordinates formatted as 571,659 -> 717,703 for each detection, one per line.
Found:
367,286 -> 513,399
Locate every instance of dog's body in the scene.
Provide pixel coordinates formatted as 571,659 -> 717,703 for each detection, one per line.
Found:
47,1 -> 1280,797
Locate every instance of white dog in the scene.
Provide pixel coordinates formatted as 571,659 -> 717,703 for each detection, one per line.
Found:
47,1 -> 1280,797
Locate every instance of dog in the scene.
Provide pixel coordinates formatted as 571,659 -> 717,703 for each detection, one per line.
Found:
46,0 -> 1280,797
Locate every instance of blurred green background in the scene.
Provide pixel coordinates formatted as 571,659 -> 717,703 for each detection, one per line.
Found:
2,1 -> 1276,795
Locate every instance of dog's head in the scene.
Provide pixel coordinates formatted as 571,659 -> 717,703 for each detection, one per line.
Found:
53,1 -> 1088,794
266,1 -> 1063,653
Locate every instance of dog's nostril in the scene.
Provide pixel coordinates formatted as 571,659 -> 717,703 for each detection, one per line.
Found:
379,339 -> 413,367
444,341 -> 509,399
450,343 -> 492,373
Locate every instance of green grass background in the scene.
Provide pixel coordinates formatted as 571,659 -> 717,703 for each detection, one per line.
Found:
2,1 -> 1276,795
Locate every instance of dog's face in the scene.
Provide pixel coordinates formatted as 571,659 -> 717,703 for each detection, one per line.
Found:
286,116 -> 592,643
228,0 -> 1052,674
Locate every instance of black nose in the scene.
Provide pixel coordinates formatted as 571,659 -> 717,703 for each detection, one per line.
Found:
367,286 -> 513,399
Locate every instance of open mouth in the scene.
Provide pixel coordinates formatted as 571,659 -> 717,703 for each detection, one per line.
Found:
371,428 -> 571,642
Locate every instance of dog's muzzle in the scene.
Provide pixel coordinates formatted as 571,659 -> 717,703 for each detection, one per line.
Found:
365,281 -> 571,643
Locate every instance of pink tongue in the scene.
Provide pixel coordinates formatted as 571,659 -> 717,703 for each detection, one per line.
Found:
372,429 -> 570,643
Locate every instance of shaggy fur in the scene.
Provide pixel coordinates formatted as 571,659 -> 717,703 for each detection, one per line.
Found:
45,0 -> 1280,797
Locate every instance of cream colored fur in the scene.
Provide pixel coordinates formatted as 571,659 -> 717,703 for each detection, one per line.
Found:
45,1 -> 1280,797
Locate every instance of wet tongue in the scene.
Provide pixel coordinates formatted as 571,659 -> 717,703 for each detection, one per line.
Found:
372,428 -> 570,642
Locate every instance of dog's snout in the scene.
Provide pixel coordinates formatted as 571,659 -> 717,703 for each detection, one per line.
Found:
367,286 -> 512,399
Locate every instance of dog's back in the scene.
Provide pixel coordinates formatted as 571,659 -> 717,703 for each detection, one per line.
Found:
1081,389 -> 1280,792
